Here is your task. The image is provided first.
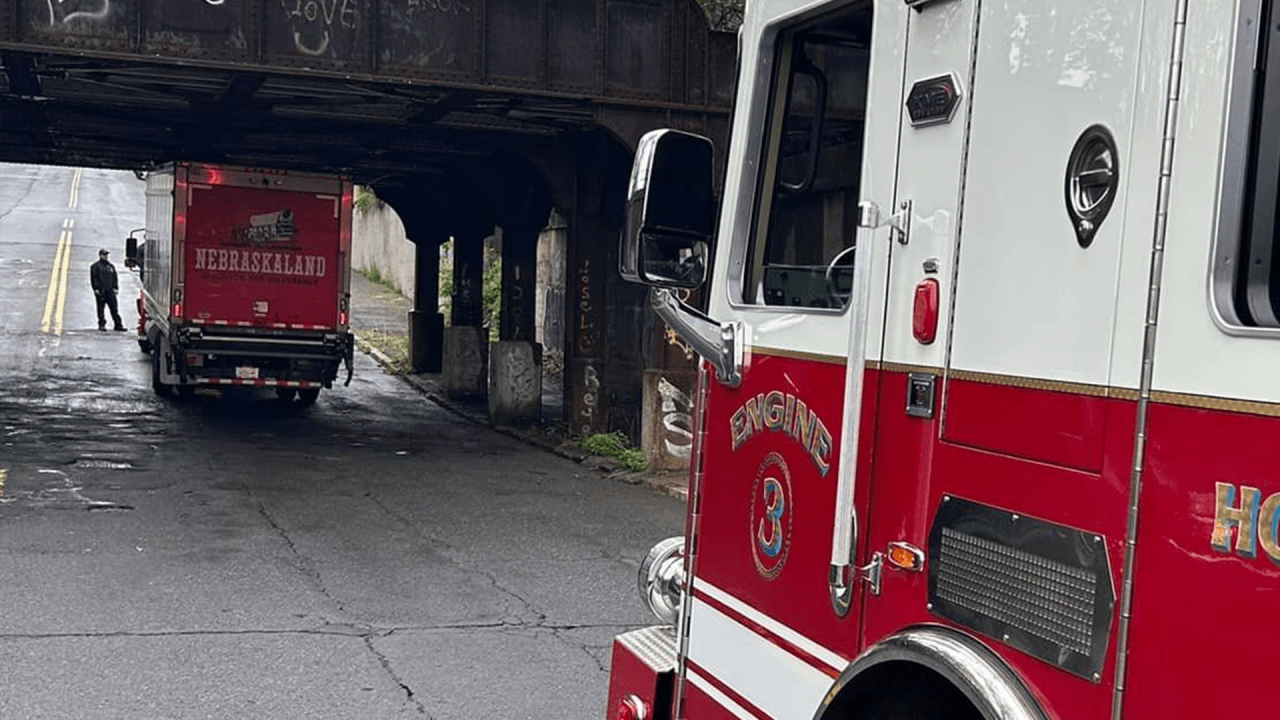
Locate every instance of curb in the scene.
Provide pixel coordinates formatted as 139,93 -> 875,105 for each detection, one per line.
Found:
352,334 -> 689,504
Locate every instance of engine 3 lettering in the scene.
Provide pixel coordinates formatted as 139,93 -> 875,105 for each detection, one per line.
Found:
1212,482 -> 1280,563
729,391 -> 833,476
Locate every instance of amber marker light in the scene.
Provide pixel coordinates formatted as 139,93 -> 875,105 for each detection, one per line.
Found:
886,542 -> 925,572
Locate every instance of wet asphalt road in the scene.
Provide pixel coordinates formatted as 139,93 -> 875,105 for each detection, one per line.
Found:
0,163 -> 684,719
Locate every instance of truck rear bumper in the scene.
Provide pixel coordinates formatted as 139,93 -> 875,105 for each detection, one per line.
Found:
168,326 -> 352,386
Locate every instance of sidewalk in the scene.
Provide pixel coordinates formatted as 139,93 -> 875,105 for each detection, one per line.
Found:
346,271 -> 689,503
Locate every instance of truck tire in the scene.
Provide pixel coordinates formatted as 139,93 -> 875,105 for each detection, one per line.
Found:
865,681 -> 981,720
276,387 -> 297,402
298,388 -> 320,405
151,349 -> 168,396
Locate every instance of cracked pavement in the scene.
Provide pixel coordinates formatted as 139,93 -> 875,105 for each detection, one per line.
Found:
0,163 -> 685,719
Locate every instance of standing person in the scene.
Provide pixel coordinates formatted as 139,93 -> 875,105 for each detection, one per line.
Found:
90,248 -> 124,331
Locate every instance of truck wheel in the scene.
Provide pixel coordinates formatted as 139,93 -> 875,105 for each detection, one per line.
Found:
298,388 -> 320,405
276,388 -> 297,402
865,682 -> 981,720
151,350 -> 168,396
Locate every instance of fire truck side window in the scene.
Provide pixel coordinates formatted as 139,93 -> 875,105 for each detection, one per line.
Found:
742,4 -> 871,310
1221,0 -> 1280,327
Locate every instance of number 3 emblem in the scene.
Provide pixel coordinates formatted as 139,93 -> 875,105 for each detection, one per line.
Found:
750,452 -> 792,579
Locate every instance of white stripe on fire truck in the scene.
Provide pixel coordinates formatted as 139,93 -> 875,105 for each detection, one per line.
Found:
695,580 -> 847,672
686,596 -> 832,720
686,668 -> 757,720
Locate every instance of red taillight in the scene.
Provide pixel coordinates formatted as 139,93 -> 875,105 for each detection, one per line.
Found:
912,278 -> 939,344
616,695 -> 649,720
171,303 -> 182,319
338,311 -> 348,326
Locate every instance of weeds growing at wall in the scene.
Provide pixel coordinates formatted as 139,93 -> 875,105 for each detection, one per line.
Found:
581,431 -> 648,472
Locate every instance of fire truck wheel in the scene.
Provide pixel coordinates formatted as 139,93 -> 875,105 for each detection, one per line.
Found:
298,388 -> 320,405
275,388 -> 298,402
865,684 -> 981,720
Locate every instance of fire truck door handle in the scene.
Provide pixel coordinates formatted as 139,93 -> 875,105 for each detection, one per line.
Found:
858,200 -> 911,245
828,552 -> 883,611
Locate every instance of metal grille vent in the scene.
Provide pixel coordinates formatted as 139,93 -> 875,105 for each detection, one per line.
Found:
927,497 -> 1114,681
938,528 -> 1095,655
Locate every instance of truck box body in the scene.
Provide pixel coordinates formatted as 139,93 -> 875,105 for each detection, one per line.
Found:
136,163 -> 353,394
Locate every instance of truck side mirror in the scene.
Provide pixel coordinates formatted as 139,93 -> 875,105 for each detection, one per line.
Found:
125,235 -> 139,267
620,129 -> 715,289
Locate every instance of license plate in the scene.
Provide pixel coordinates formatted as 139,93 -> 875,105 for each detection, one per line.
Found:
235,366 -> 259,380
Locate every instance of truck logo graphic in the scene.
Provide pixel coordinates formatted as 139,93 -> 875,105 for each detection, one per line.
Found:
232,209 -> 295,246
751,453 -> 792,580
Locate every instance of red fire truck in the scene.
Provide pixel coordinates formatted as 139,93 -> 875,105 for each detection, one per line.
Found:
609,0 -> 1278,718
127,163 -> 354,402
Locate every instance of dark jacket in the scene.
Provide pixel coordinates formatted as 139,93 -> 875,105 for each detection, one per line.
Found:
90,258 -> 118,295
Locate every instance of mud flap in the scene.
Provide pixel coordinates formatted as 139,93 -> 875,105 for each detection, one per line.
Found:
343,336 -> 354,386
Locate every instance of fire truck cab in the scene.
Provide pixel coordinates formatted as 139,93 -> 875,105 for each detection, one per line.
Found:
609,0 -> 1280,718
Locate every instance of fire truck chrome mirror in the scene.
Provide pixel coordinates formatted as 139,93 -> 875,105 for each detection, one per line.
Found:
638,537 -> 685,626
858,199 -> 911,245
650,288 -> 742,387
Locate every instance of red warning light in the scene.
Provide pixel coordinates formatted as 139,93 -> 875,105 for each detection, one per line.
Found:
912,278 -> 939,345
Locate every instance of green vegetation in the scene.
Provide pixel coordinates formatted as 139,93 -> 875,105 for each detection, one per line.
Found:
438,238 -> 504,342
482,244 -> 502,342
361,263 -> 386,286
581,431 -> 648,472
354,186 -> 381,213
356,328 -> 411,375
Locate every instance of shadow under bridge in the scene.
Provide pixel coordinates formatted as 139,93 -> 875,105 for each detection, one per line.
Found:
0,0 -> 734,465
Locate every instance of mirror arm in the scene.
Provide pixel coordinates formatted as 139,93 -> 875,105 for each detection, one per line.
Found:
650,288 -> 742,388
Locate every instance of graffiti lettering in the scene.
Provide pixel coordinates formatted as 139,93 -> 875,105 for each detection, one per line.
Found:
407,0 -> 473,16
577,258 -> 598,356
577,364 -> 601,436
280,0 -> 358,56
657,377 -> 693,459
45,0 -> 109,25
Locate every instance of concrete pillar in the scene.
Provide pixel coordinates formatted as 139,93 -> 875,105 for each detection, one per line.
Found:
500,226 -> 539,343
536,211 -> 568,378
641,369 -> 698,470
488,340 -> 542,425
410,239 -> 443,373
443,325 -> 486,399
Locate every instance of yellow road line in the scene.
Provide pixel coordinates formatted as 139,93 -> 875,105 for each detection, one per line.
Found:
53,226 -> 73,335
39,223 -> 73,335
68,167 -> 82,209
40,230 -> 67,333
0,468 -> 7,499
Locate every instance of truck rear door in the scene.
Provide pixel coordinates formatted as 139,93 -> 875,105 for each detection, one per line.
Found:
180,165 -> 349,330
